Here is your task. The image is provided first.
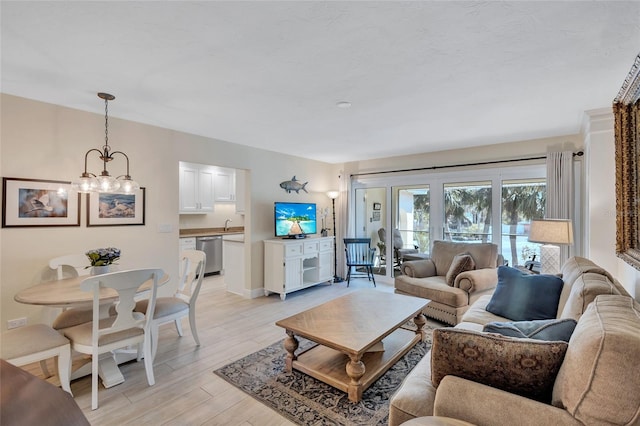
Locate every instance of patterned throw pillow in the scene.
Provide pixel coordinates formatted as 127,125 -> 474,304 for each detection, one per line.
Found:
483,318 -> 577,342
445,253 -> 476,286
486,266 -> 564,321
431,328 -> 568,401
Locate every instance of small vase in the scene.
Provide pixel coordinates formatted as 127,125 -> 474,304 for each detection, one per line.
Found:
91,265 -> 111,275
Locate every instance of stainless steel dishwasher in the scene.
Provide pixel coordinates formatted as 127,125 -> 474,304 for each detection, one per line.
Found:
196,235 -> 223,275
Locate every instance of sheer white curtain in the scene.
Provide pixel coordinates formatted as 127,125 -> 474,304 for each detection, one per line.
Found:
546,151 -> 574,264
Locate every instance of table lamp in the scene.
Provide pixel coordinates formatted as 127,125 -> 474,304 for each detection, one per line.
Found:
528,219 -> 574,274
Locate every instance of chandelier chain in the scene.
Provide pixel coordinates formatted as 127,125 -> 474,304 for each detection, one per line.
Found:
104,97 -> 109,149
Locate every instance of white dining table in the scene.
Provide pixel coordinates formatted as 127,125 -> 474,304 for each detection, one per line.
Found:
15,272 -> 170,388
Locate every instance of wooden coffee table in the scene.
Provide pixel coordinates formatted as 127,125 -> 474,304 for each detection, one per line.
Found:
275,290 -> 429,402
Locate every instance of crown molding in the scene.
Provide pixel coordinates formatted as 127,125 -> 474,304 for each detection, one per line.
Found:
614,53 -> 640,104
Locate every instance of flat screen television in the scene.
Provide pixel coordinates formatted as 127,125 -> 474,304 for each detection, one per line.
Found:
274,202 -> 317,238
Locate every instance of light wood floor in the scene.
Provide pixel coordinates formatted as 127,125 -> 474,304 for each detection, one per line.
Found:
32,276 -> 434,425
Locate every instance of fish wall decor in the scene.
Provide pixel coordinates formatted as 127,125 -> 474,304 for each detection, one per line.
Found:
280,176 -> 308,193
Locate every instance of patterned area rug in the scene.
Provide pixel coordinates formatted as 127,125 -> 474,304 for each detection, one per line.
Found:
214,326 -> 435,425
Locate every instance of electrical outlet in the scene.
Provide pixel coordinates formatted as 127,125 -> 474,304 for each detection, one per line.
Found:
7,317 -> 27,329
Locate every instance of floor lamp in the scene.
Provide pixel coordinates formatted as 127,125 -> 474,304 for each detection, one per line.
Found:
326,190 -> 343,283
528,219 -> 574,274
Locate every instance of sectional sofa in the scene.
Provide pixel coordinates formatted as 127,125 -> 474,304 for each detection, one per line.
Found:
389,256 -> 640,426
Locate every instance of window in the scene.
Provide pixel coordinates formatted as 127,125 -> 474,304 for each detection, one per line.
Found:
350,162 -> 565,281
501,179 -> 546,267
396,186 -> 430,252
443,181 -> 492,243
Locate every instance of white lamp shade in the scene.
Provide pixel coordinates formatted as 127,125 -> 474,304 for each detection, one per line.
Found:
326,190 -> 339,200
528,219 -> 574,245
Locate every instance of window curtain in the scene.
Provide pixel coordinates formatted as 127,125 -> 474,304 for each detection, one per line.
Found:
335,171 -> 348,280
546,151 -> 574,264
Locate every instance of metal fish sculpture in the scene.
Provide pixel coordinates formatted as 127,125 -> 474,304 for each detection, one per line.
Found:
280,176 -> 308,193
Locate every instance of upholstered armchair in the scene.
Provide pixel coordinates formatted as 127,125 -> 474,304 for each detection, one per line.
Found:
394,240 -> 503,325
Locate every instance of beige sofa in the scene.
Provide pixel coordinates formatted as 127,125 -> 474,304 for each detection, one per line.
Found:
389,257 -> 638,426
395,240 -> 503,325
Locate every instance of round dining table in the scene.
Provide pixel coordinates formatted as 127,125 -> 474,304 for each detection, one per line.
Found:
14,272 -> 170,388
15,273 -> 170,308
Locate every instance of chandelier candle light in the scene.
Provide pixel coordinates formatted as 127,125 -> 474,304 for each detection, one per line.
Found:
72,93 -> 139,194
528,219 -> 574,275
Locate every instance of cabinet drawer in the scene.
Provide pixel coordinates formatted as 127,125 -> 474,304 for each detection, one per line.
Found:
303,241 -> 319,254
284,243 -> 303,256
319,240 -> 333,251
180,237 -> 197,251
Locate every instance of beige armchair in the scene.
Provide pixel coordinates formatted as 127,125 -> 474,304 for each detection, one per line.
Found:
394,240 -> 502,325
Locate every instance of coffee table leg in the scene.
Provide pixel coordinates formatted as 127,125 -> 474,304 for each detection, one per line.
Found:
346,355 -> 365,402
283,330 -> 299,372
413,312 -> 427,341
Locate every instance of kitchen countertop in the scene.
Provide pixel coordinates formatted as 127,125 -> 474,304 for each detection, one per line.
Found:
179,227 -> 244,237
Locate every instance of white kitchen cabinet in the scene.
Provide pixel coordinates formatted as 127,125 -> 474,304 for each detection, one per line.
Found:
264,236 -> 334,300
213,167 -> 235,202
179,162 -> 215,214
179,237 -> 196,252
223,235 -> 245,296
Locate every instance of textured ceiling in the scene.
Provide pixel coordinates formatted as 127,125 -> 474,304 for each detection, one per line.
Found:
2,1 -> 639,163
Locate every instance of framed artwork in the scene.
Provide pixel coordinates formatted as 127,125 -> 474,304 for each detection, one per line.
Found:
372,211 -> 381,221
2,177 -> 80,228
614,53 -> 640,270
87,187 -> 145,227
373,202 -> 381,210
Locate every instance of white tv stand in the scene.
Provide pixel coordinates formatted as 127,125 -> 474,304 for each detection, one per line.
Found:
264,236 -> 334,300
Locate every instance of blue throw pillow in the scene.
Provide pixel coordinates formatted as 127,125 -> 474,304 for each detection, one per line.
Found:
485,266 -> 564,321
483,318 -> 577,342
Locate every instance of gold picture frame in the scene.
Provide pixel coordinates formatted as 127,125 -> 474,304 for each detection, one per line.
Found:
614,53 -> 640,270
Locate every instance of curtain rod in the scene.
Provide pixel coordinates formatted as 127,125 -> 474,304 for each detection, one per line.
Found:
350,151 -> 584,178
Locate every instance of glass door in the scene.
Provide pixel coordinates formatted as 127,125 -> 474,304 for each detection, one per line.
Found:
393,185 -> 430,276
354,187 -> 387,276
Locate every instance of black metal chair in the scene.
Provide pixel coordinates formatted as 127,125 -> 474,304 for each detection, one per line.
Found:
343,238 -> 376,287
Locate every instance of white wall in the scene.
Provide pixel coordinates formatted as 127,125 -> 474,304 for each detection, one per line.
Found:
583,109 -> 640,298
3,94 -> 636,336
0,94 -> 337,333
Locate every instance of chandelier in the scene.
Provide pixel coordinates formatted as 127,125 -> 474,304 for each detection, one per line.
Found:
72,92 -> 139,193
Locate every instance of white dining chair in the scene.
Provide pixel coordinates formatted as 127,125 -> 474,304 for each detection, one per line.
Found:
1,324 -> 72,395
34,254 -> 93,378
135,250 -> 206,359
61,268 -> 163,410
49,254 -> 94,329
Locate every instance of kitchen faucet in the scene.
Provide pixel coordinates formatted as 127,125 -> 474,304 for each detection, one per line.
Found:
224,219 -> 232,232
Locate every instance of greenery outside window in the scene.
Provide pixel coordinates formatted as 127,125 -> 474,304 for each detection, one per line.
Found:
443,181 -> 492,243
501,179 -> 546,267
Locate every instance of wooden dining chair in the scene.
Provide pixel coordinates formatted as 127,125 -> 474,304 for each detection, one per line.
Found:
135,250 -> 206,360
61,268 -> 163,410
343,238 -> 376,287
